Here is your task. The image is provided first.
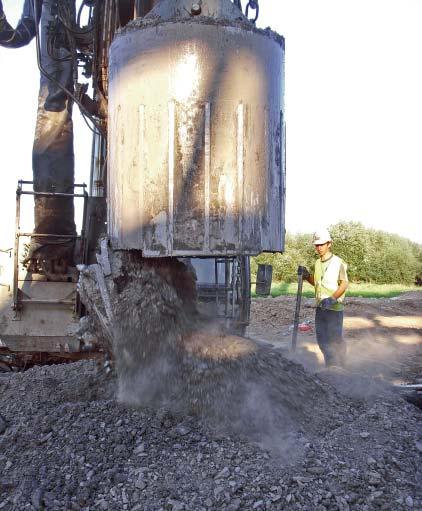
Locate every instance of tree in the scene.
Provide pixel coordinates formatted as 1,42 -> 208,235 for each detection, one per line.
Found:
251,222 -> 422,285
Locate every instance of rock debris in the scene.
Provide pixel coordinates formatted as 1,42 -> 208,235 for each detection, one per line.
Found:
0,357 -> 420,510
0,257 -> 421,510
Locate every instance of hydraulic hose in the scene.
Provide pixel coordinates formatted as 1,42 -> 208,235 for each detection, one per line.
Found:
0,0 -> 41,48
32,0 -> 105,135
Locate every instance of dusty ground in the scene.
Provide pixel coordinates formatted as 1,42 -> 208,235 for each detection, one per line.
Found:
0,292 -> 421,510
247,291 -> 422,386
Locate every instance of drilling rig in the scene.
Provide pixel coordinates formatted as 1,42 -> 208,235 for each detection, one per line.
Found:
0,0 -> 285,369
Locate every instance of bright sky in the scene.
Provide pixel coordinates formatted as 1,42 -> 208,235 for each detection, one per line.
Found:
258,0 -> 422,244
0,0 -> 421,250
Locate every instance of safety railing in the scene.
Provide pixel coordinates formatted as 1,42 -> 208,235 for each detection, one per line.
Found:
13,180 -> 88,313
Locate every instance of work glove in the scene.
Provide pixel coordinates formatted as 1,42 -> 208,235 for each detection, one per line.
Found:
298,266 -> 310,280
320,297 -> 337,309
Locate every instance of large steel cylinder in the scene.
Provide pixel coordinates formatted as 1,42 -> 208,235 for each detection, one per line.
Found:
108,0 -> 285,256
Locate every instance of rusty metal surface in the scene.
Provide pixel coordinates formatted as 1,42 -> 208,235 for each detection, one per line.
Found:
108,8 -> 285,256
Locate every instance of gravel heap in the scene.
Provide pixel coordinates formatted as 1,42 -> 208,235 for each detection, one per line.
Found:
2,257 -> 421,510
0,357 -> 421,511
78,252 -> 354,447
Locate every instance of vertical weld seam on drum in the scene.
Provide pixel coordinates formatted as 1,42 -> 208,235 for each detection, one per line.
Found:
237,103 -> 244,247
204,102 -> 211,251
168,101 -> 175,253
138,104 -> 145,249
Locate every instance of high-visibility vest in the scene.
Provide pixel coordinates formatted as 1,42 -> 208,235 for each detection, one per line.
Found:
314,255 -> 347,311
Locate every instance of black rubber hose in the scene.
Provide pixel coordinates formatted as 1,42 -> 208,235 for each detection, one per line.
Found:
32,0 -> 105,136
0,0 -> 41,48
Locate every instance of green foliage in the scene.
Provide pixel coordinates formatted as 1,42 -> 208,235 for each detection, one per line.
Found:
252,221 -> 422,285
411,242 -> 422,281
251,282 -> 422,299
252,232 -> 315,283
328,222 -> 369,281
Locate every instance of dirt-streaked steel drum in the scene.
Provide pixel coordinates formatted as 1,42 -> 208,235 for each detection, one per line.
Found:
108,0 -> 285,256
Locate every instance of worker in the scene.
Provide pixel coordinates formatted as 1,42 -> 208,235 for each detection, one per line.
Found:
301,228 -> 349,367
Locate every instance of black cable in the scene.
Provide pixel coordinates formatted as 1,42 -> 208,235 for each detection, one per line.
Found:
77,1 -> 85,26
47,33 -> 72,61
32,0 -> 105,137
77,1 -> 94,27
81,110 -> 103,137
58,1 -> 94,35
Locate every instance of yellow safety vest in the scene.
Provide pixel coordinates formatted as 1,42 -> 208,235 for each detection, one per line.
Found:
314,255 -> 347,311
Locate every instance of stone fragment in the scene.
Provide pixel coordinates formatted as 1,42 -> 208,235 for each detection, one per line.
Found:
335,496 -> 350,511
31,488 -> 45,510
367,471 -> 382,485
113,445 -> 126,455
134,443 -> 145,455
292,476 -> 313,485
170,425 -> 191,437
215,467 -> 230,479
135,476 -> 147,491
307,466 -> 325,475
0,415 -> 6,435
227,498 -> 241,511
168,499 -> 184,511
405,496 -> 414,508
372,491 -> 383,499
114,472 -> 128,484
213,486 -> 224,496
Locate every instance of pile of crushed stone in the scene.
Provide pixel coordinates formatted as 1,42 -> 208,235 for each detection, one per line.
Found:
77,251 -> 350,444
38,250 -> 421,510
0,358 -> 421,511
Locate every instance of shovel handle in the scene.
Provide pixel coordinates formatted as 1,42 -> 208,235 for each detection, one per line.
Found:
291,266 -> 304,352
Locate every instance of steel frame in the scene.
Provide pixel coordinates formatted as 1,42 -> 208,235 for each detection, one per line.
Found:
13,180 -> 88,313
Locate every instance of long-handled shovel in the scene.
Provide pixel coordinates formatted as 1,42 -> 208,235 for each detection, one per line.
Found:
291,265 -> 305,352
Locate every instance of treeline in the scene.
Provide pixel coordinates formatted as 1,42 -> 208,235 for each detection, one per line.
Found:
251,221 -> 422,285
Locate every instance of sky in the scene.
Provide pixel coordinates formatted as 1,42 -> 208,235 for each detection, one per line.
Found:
0,0 -> 421,249
258,0 -> 422,244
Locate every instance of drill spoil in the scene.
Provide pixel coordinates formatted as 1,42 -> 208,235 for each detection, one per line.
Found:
1,254 -> 420,510
79,247 -> 350,454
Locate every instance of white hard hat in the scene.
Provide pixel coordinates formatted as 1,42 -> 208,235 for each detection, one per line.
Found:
312,228 -> 332,245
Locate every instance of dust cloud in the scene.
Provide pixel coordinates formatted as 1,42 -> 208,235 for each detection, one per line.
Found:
78,250 -> 352,458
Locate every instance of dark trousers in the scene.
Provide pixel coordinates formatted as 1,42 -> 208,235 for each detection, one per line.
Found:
315,308 -> 346,367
